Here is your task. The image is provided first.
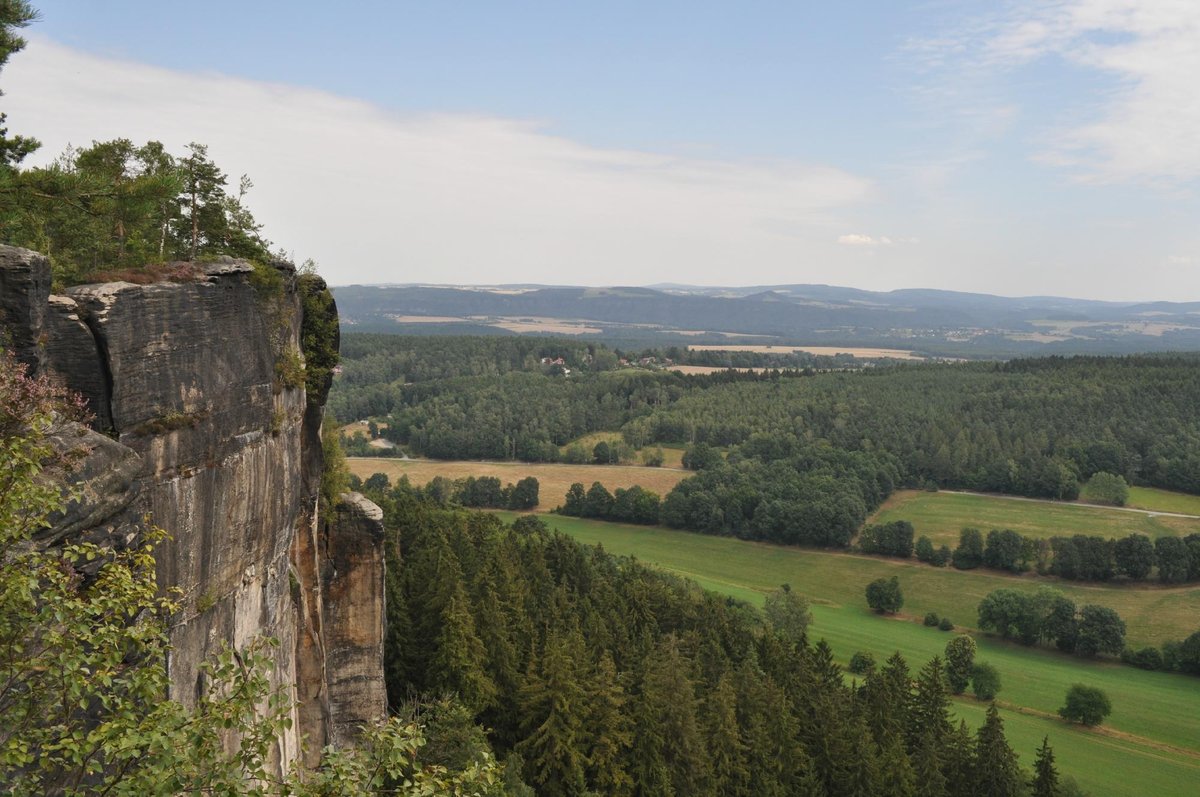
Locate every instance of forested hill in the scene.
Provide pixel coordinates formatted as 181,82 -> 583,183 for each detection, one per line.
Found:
332,283 -> 1200,357
371,489 -> 1044,796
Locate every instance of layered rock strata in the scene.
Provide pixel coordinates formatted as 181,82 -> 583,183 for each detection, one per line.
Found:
0,245 -> 386,770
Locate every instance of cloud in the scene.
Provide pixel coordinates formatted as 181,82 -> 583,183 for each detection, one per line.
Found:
3,38 -> 876,286
837,234 -> 918,247
914,1 -> 1200,185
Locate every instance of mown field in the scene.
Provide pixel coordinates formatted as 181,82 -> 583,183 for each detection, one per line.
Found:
870,490 -> 1200,547
500,512 -> 1200,797
347,458 -> 689,510
1128,486 -> 1200,516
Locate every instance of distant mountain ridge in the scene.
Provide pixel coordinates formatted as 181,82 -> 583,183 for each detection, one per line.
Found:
332,282 -> 1200,358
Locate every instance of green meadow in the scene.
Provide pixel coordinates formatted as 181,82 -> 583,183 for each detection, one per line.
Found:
499,512 -> 1200,797
869,490 -> 1200,547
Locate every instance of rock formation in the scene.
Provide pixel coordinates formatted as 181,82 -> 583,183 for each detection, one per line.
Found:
0,244 -> 386,771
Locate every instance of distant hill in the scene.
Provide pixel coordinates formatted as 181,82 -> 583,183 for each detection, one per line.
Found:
332,282 -> 1200,358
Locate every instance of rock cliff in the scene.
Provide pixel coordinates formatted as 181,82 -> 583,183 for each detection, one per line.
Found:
0,244 -> 386,771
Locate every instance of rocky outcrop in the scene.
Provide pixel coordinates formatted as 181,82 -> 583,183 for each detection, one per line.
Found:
0,245 -> 386,772
322,493 -> 387,748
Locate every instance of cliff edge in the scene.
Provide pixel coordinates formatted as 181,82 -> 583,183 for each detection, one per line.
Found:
0,244 -> 386,771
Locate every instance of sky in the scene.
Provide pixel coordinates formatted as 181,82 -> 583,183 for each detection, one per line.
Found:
4,0 -> 1200,300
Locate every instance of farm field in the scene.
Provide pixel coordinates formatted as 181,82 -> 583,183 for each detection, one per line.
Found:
500,512 -> 1200,797
347,458 -> 689,509
1127,486 -> 1200,516
870,489 -> 1200,546
669,364 -> 771,375
687,343 -> 926,359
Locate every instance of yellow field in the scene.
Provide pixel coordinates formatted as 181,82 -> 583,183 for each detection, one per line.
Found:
347,458 -> 690,510
688,344 -> 924,359
669,365 -> 771,375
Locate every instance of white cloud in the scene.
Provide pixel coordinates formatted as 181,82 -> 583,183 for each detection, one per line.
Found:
918,1 -> 1200,185
837,234 -> 918,247
4,38 -> 876,286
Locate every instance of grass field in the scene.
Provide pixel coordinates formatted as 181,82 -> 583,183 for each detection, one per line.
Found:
870,490 -> 1200,547
1127,486 -> 1200,516
500,512 -> 1200,797
347,458 -> 689,510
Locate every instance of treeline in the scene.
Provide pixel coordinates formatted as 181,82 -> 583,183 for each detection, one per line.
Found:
559,482 -> 662,525
976,585 -> 1200,676
351,471 -> 539,511
368,485 -> 1051,796
554,443 -> 899,548
329,334 -> 820,445
976,587 -> 1126,659
330,334 -> 626,421
935,527 -> 1200,584
2,138 -> 274,286
623,355 -> 1200,498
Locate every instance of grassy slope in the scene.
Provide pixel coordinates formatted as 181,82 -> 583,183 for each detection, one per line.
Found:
499,512 -> 1200,797
1127,486 -> 1200,516
870,490 -> 1200,547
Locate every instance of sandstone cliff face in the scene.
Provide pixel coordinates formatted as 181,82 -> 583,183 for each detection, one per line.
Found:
0,245 -> 386,770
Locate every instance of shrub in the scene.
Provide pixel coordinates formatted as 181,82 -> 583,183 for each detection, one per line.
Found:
924,612 -> 940,627
939,617 -> 954,631
1058,684 -> 1112,726
865,576 -> 903,614
848,651 -> 876,675
1121,646 -> 1164,671
971,663 -> 1002,701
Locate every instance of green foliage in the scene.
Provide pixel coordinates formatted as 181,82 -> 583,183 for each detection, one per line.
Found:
944,634 -> 977,694
971,663 -> 1002,701
320,415 -> 350,509
938,617 -> 954,631
924,611 -> 940,627
952,527 -> 984,569
848,651 -> 876,674
275,346 -> 306,390
764,583 -> 811,643
859,519 -> 915,558
298,272 -> 340,401
1083,471 -> 1129,506
866,575 -> 903,613
1030,736 -> 1059,797
3,137 -> 272,285
1059,685 -> 1112,726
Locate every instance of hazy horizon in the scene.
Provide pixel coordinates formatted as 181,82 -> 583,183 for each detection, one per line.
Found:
7,1 -> 1199,301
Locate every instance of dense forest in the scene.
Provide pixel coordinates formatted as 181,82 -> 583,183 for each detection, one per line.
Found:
369,482 -> 1057,796
334,338 -> 1200,558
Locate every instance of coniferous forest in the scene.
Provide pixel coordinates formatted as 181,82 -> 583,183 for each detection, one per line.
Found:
370,484 -> 1048,797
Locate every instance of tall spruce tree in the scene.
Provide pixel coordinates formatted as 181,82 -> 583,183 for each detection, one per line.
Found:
1030,736 -> 1060,797
974,704 -> 1022,797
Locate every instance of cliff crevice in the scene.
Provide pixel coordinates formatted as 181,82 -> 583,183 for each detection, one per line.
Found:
0,244 -> 386,772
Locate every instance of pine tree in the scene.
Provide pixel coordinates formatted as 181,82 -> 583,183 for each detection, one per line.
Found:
701,673 -> 749,797
632,636 -> 711,797
908,656 -> 952,753
877,731 -> 917,797
585,652 -> 634,796
942,721 -> 976,797
974,704 -> 1022,797
515,631 -> 589,796
1030,736 -> 1059,797
429,585 -> 497,713
912,727 -> 949,797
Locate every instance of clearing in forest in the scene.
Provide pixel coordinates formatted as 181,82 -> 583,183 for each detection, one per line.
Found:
869,490 -> 1200,547
346,458 -> 689,509
506,512 -> 1200,797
